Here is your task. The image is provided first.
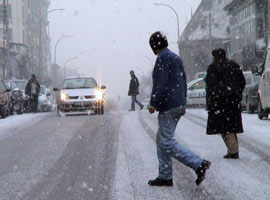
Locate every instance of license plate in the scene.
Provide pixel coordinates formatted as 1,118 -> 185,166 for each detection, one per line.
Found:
74,102 -> 82,106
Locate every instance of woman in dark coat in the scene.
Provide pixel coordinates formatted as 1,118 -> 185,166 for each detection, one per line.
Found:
205,48 -> 246,159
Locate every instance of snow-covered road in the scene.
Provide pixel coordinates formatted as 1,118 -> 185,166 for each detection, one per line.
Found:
113,109 -> 270,200
0,110 -> 269,199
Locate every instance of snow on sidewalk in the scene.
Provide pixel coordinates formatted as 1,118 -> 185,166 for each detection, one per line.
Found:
142,109 -> 270,199
112,111 -> 183,200
0,113 -> 50,140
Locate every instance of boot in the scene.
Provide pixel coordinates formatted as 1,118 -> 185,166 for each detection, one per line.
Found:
148,178 -> 173,187
224,152 -> 239,159
196,160 -> 211,185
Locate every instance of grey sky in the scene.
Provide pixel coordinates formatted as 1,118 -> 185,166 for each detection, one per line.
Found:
49,0 -> 201,98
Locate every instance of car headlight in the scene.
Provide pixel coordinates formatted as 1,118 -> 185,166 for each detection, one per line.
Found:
95,90 -> 103,101
60,93 -> 69,101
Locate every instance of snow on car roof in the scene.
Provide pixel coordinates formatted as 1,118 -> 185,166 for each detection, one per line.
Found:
64,76 -> 95,80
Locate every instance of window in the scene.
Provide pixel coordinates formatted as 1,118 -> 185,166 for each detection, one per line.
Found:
191,80 -> 205,90
62,78 -> 97,89
0,4 -> 12,23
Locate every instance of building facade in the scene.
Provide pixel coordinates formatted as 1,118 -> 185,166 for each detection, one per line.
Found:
178,0 -> 232,81
0,0 -> 50,81
224,0 -> 268,70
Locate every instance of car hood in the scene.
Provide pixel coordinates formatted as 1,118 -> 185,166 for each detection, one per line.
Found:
61,88 -> 95,97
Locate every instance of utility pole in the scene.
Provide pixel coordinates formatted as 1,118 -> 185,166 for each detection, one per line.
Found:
3,0 -> 10,78
209,12 -> 213,64
38,1 -> 43,82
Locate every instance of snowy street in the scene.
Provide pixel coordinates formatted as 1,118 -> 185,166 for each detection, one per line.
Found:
0,109 -> 269,199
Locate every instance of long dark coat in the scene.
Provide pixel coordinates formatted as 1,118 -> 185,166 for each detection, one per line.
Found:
205,59 -> 246,135
128,75 -> 139,96
25,79 -> 40,96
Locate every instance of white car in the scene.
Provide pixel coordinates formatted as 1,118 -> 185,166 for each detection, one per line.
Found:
254,45 -> 270,119
38,85 -> 52,112
54,76 -> 106,115
186,78 -> 206,107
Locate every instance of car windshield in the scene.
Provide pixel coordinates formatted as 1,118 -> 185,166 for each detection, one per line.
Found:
3,81 -> 11,89
62,78 -> 97,89
14,81 -> 27,90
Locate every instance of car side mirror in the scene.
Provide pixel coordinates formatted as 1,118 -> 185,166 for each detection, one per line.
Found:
53,88 -> 59,91
101,85 -> 106,90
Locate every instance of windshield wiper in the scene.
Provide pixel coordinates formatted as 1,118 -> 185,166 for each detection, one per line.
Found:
79,87 -> 93,89
63,87 -> 74,89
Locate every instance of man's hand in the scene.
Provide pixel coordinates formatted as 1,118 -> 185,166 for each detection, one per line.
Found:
148,105 -> 156,114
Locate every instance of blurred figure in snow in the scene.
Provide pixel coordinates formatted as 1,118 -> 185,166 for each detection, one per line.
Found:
128,70 -> 144,111
25,74 -> 40,113
147,31 -> 211,187
205,48 -> 246,159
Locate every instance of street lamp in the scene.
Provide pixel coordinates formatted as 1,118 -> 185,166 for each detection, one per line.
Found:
53,35 -> 74,81
36,8 -> 65,82
64,57 -> 78,78
154,3 -> 180,39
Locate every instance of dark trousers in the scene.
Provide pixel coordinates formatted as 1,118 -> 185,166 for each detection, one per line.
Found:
131,96 -> 143,110
31,95 -> 39,112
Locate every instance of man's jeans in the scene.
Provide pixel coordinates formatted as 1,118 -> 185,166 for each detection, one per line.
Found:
156,106 -> 203,180
131,96 -> 143,110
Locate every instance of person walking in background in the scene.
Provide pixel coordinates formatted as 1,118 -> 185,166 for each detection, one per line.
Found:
128,70 -> 144,111
205,48 -> 246,159
147,31 -> 211,187
25,74 -> 40,113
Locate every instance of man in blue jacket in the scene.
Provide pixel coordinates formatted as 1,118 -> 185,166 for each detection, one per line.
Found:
148,31 -> 211,187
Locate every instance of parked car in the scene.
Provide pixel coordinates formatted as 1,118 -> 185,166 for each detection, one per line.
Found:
3,79 -> 24,115
38,85 -> 52,112
193,72 -> 206,80
253,46 -> 270,119
186,78 -> 206,107
11,80 -> 30,113
0,80 -> 11,119
54,76 -> 106,115
241,71 -> 260,113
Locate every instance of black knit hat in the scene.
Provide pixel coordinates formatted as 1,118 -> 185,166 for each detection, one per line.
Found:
149,31 -> 168,54
212,48 -> 226,59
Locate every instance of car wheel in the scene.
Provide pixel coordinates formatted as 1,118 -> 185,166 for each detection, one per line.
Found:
6,107 -> 10,117
10,107 -> 14,115
0,106 -> 5,119
246,97 -> 254,114
98,105 -> 104,115
17,103 -> 24,115
258,99 -> 267,120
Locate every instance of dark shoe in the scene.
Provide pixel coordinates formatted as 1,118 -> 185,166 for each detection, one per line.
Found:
224,152 -> 239,159
196,160 -> 211,186
148,178 -> 173,187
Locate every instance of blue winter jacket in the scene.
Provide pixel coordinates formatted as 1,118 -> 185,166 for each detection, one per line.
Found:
150,48 -> 187,112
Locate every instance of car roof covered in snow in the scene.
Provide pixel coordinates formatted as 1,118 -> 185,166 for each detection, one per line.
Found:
64,76 -> 95,80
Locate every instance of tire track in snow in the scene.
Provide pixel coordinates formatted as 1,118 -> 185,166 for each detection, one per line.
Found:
137,112 -> 230,200
185,112 -> 270,163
